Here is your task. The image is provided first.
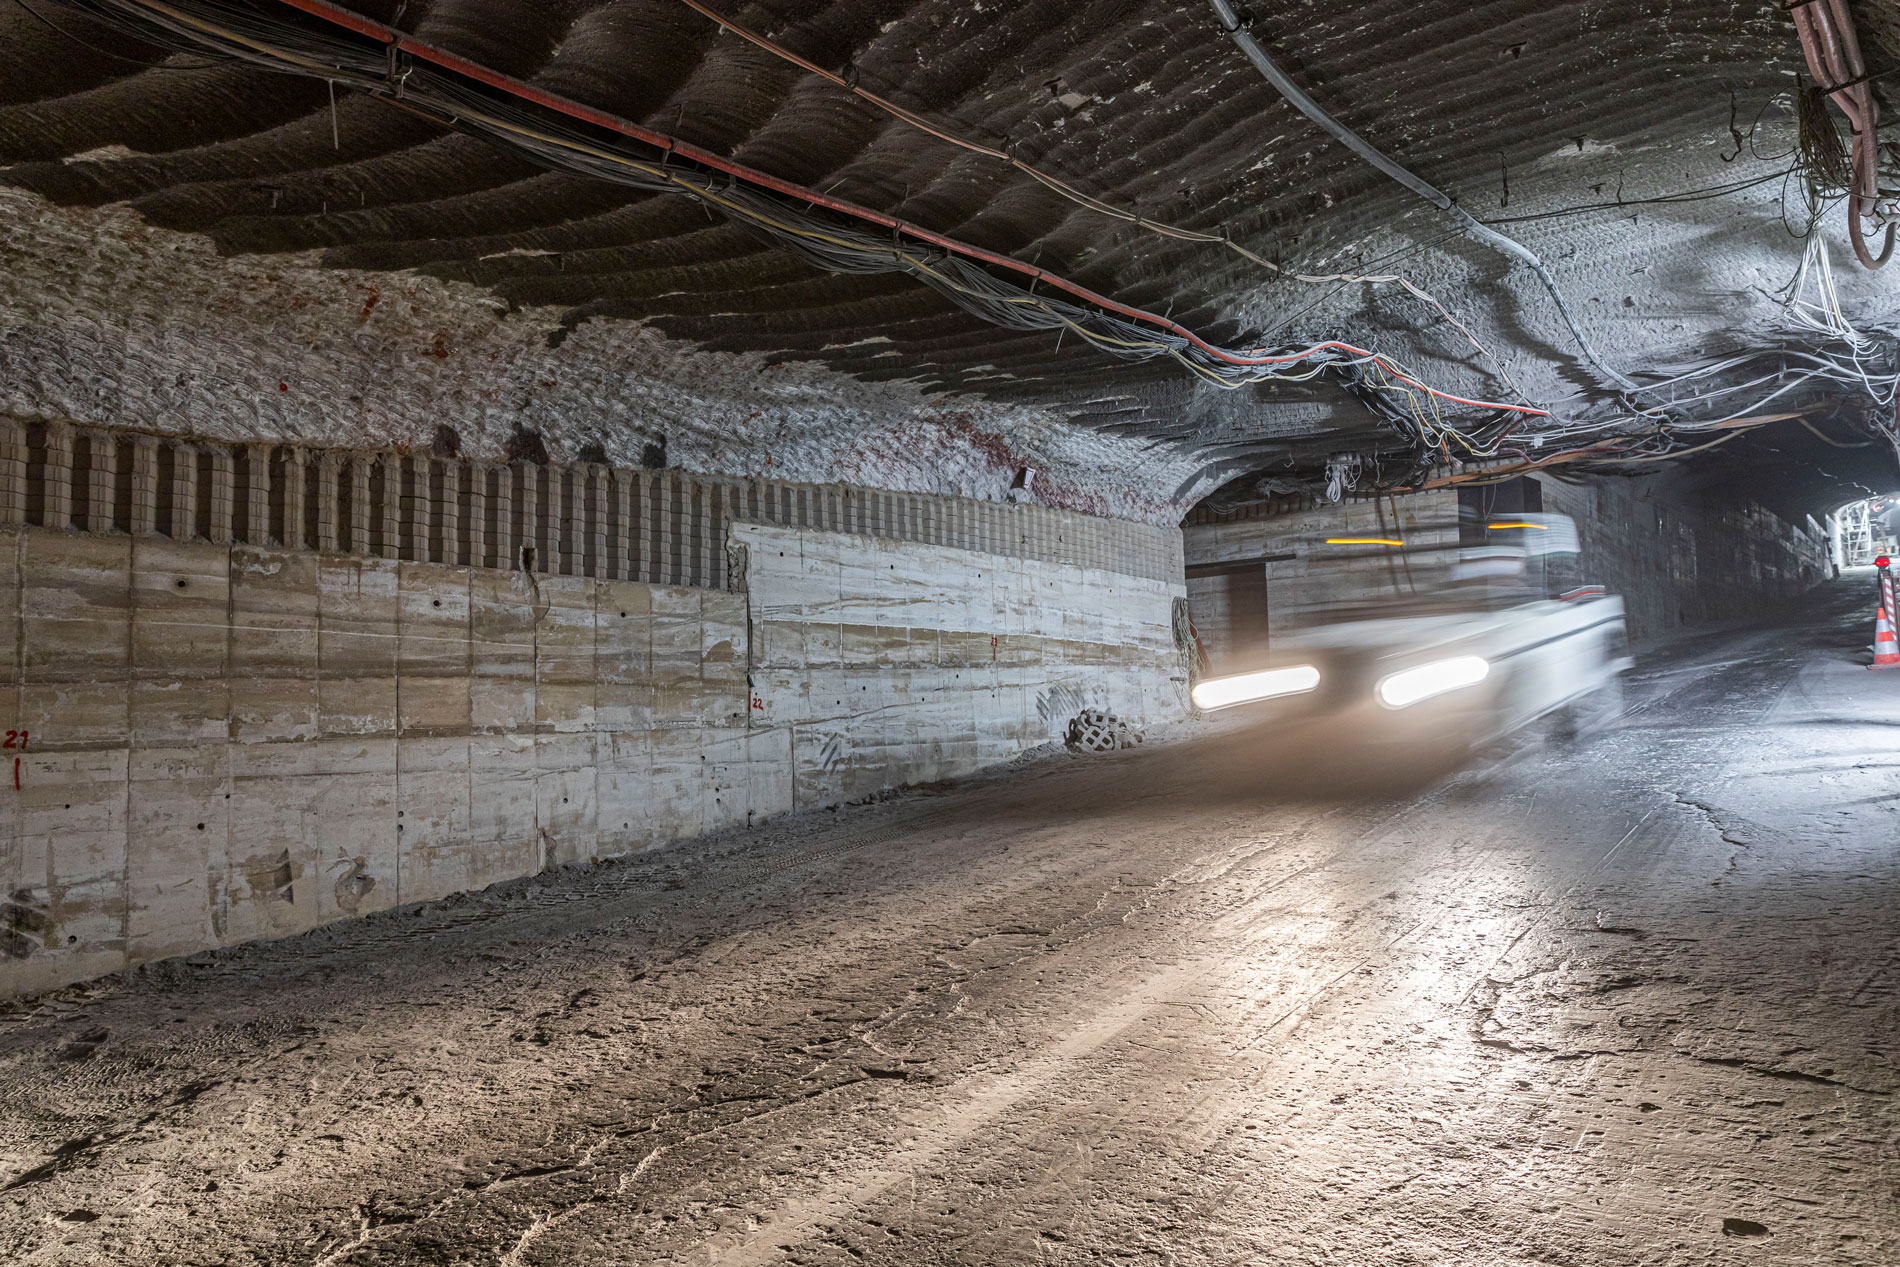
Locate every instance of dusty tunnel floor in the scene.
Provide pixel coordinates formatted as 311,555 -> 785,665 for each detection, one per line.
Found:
2,579 -> 1896,1266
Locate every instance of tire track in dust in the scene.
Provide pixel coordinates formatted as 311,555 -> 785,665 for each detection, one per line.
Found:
674,771 -> 1501,1264
685,702 -> 1697,1262
686,952 -> 1209,1267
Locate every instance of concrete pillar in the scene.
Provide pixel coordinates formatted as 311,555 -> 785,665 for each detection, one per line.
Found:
548,465 -> 563,573
468,464 -> 488,570
720,481 -> 736,576
129,435 -> 158,536
497,464 -> 514,571
688,480 -> 704,588
171,444 -> 198,540
205,447 -> 234,545
711,482 -> 728,589
518,464 -> 540,572
350,457 -> 371,556
658,471 -> 675,586
42,423 -> 73,530
391,455 -> 412,560
426,458 -> 442,563
0,418 -> 26,527
548,466 -> 567,575
414,456 -> 431,562
281,447 -> 305,550
610,470 -> 630,581
393,455 -> 411,560
495,466 -> 515,571
532,464 -> 547,573
315,453 -> 339,553
702,481 -> 718,587
378,456 -> 399,560
611,470 -> 628,581
77,429 -> 114,534
441,460 -> 460,566
245,443 -> 270,544
588,466 -> 606,579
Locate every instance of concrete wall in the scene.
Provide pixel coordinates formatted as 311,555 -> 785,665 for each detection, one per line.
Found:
0,417 -> 1183,592
1183,476 -> 1829,661
743,524 -> 1182,809
0,486 -> 1184,998
1538,478 -> 1829,639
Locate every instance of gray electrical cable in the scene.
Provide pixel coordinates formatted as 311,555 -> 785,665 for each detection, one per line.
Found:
1208,0 -> 1639,393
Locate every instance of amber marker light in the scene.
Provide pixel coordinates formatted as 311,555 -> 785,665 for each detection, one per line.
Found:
1324,537 -> 1403,546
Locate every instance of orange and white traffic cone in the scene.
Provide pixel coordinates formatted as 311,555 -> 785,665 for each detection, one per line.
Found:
1873,576 -> 1900,669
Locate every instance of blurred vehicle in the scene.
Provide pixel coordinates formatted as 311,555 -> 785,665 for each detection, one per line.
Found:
1190,513 -> 1630,755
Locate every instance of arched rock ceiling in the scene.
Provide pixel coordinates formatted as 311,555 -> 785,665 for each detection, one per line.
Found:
3,0 -> 1899,516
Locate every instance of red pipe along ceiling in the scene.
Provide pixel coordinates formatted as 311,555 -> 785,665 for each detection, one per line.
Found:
248,0 -> 1550,416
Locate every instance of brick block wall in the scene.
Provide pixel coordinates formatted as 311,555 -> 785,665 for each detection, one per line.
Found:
0,417 -> 1183,588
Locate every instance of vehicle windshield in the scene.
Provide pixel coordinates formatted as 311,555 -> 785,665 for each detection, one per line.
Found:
1282,586 -> 1545,626
1281,511 -> 1584,627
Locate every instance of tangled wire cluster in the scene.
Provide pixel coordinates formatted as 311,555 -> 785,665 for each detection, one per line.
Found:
41,0 -> 1900,490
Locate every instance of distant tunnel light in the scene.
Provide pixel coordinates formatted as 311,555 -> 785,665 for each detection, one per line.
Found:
1487,521 -> 1548,530
1324,537 -> 1403,546
1376,655 -> 1490,709
1191,665 -> 1322,711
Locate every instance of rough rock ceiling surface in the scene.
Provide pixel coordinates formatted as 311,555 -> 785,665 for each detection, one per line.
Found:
2,0 -> 1898,515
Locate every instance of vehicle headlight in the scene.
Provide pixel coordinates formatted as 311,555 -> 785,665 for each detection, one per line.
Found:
1191,665 -> 1322,711
1376,655 -> 1490,708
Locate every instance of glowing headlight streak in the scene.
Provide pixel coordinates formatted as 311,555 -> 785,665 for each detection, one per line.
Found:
1486,521 -> 1548,530
1324,537 -> 1403,546
1190,665 -> 1322,711
1376,655 -> 1490,708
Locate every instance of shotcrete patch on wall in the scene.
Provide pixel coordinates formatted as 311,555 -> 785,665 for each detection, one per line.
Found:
0,189 -> 1213,526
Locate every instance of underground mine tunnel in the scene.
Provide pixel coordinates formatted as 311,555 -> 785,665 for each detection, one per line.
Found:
1,0 -> 1897,1262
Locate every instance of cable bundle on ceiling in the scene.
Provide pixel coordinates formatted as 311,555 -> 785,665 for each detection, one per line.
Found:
51,0 -> 1561,438
1788,0 -> 1895,268
38,0 -> 1896,488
